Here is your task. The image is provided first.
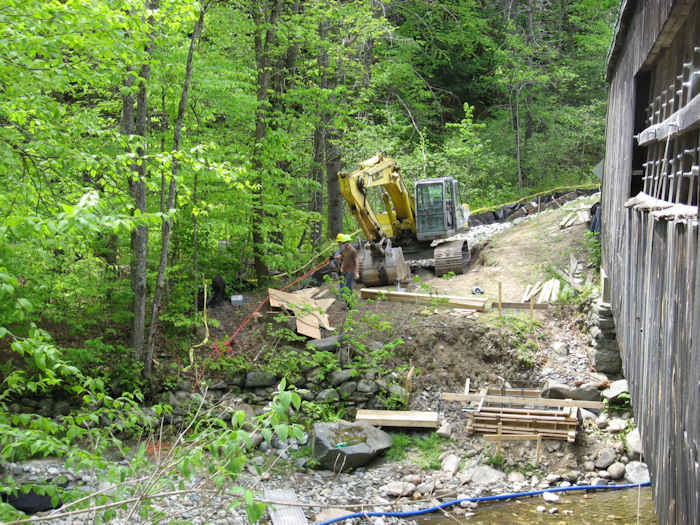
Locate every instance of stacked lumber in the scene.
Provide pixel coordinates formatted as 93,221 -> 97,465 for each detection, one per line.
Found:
522,278 -> 560,303
559,209 -> 589,229
442,391 -> 604,443
466,406 -> 578,442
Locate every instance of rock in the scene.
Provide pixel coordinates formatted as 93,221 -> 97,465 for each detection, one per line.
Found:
542,492 -> 559,503
536,505 -> 546,513
416,479 -> 435,495
562,470 -> 580,483
436,422 -> 452,438
542,381 -> 600,402
462,465 -> 506,485
338,382 -> 357,397
596,412 -> 609,428
580,409 -> 597,420
542,381 -> 574,399
592,348 -> 622,374
357,379 -> 379,394
315,508 -> 352,522
388,383 -> 408,401
625,428 -> 643,458
583,461 -> 595,472
551,341 -> 568,356
602,379 -> 629,400
591,478 -> 608,486
545,473 -> 562,484
245,370 -> 278,388
307,335 -> 342,352
607,462 -> 626,480
548,507 -> 559,514
625,461 -> 650,484
607,418 -> 627,433
330,369 -> 356,386
441,454 -> 461,475
507,471 -> 526,484
316,389 -> 340,403
381,481 -> 415,497
312,421 -> 391,472
595,448 -> 617,469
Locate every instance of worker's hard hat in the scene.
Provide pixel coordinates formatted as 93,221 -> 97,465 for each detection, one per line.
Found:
336,233 -> 352,243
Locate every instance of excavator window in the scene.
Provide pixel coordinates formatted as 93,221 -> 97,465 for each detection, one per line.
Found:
416,182 -> 446,234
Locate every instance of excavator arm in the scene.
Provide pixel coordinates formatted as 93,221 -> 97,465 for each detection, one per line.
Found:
338,154 -> 416,242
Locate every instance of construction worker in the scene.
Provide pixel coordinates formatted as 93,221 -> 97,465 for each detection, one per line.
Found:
335,233 -> 359,306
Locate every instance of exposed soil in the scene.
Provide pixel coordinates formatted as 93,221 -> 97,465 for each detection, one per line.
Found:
200,193 -> 601,399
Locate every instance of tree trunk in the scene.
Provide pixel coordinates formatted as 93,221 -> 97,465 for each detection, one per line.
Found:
144,2 -> 205,378
128,0 -> 158,366
326,135 -> 343,238
310,17 -> 329,248
250,0 -> 281,281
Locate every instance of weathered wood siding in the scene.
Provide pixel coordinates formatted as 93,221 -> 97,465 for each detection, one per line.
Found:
604,1 -> 700,524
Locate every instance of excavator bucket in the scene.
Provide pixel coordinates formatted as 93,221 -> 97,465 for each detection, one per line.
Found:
358,240 -> 410,287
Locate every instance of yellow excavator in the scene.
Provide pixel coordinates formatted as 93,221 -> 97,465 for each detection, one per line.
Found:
339,153 -> 470,286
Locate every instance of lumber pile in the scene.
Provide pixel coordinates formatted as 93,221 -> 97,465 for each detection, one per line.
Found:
466,405 -> 578,442
359,288 -> 488,311
521,278 -> 560,303
559,209 -> 589,229
443,389 -> 604,443
268,288 -> 334,339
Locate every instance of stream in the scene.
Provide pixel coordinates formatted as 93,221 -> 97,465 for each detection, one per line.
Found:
420,486 -> 657,524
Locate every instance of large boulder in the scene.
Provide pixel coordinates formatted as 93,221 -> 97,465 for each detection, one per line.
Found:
312,421 -> 391,472
625,461 -> 650,484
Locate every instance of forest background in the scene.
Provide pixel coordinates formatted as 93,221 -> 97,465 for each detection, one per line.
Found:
0,0 -> 616,384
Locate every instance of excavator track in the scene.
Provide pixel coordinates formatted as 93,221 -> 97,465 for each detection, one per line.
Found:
433,239 -> 470,276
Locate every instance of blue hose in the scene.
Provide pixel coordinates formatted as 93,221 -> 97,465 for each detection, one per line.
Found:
315,481 -> 651,524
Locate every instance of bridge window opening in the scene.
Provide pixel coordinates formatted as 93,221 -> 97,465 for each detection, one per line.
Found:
636,44 -> 700,206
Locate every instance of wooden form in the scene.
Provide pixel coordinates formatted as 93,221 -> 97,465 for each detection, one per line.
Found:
355,409 -> 439,428
467,405 -> 578,442
444,389 -> 603,443
268,288 -> 333,339
359,288 -> 487,311
265,489 -> 308,525
484,430 -> 543,463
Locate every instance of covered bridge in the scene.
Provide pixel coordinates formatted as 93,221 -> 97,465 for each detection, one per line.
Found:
603,0 -> 699,523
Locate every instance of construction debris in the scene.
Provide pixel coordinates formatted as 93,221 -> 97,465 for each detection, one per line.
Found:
359,288 -> 488,310
268,288 -> 334,339
443,388 -> 604,443
559,209 -> 589,229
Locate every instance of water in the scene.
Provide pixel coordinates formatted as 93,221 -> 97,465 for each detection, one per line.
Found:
420,487 -> 657,524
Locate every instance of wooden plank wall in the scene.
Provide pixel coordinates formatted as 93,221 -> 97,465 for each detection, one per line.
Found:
604,2 -> 700,524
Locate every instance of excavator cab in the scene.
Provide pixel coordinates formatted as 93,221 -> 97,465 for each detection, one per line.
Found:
415,178 -> 468,241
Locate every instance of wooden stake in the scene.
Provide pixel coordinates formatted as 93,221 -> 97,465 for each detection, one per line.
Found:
536,434 -> 542,463
497,421 -> 503,456
498,281 -> 502,316
529,296 -> 534,320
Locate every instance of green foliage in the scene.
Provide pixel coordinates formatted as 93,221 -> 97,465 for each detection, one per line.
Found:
387,432 -> 447,469
584,230 -> 602,269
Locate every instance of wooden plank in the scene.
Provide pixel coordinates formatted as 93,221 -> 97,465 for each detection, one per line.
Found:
355,409 -> 439,428
265,489 -> 309,525
637,93 -> 700,147
491,302 -> 549,310
359,288 -> 487,310
292,287 -> 320,298
485,387 -> 542,397
483,433 -> 541,441
315,297 -> 336,312
268,288 -> 332,335
442,392 -> 604,410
